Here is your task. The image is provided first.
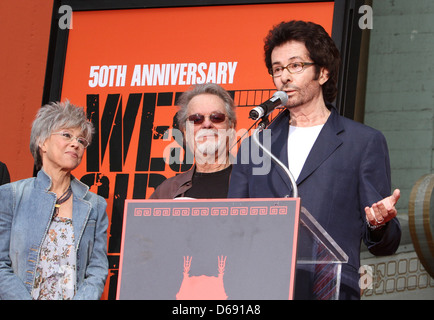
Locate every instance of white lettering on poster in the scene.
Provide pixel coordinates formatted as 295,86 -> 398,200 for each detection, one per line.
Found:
88,62 -> 238,88
130,62 -> 238,87
89,65 -> 127,88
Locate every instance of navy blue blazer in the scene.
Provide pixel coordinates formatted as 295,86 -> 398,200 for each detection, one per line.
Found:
228,107 -> 401,299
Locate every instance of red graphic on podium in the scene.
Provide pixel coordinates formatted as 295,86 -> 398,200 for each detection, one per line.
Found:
176,256 -> 228,300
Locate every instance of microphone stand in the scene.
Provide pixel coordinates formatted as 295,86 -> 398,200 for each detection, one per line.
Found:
252,116 -> 298,198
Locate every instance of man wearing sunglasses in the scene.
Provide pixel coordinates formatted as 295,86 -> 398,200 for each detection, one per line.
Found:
150,83 -> 236,199
228,20 -> 401,300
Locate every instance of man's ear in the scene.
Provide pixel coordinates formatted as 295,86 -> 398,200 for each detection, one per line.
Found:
318,68 -> 330,85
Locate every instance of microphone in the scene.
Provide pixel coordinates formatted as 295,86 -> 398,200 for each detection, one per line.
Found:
248,91 -> 288,120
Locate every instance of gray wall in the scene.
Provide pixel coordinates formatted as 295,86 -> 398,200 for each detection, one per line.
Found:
361,0 -> 434,299
364,0 -> 434,213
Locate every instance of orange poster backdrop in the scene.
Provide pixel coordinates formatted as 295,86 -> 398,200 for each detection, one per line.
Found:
59,2 -> 334,299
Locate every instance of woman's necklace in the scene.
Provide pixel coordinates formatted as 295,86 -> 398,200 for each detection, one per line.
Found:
53,186 -> 73,218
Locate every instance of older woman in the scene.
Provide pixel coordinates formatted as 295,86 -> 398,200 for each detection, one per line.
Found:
0,101 -> 108,300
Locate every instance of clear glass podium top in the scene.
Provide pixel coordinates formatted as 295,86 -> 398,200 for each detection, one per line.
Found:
295,207 -> 349,300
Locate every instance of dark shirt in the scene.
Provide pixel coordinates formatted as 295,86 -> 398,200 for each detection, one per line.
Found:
0,161 -> 10,185
184,165 -> 232,199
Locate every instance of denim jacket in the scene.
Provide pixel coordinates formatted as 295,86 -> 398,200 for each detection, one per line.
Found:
0,169 -> 109,300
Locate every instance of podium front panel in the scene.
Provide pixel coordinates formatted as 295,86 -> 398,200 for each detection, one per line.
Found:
117,198 -> 300,300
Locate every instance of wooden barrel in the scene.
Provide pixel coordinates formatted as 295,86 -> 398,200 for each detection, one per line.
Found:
409,174 -> 434,278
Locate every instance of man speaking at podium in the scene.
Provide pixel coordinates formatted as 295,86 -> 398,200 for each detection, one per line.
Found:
228,20 -> 401,299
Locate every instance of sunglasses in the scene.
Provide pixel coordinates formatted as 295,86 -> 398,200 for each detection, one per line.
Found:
187,112 -> 226,125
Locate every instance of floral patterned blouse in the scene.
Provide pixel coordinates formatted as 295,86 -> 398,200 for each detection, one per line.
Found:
31,216 -> 77,300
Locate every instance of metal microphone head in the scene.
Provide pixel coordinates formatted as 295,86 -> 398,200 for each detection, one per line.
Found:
273,91 -> 288,106
248,91 -> 289,120
249,109 -> 260,120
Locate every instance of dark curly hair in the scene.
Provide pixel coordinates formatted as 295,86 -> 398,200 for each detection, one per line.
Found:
264,20 -> 341,103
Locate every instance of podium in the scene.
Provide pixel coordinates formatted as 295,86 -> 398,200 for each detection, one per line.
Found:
116,198 -> 348,300
295,206 -> 348,300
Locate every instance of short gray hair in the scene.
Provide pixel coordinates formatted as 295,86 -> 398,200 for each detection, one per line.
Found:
176,83 -> 237,131
30,100 -> 94,170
